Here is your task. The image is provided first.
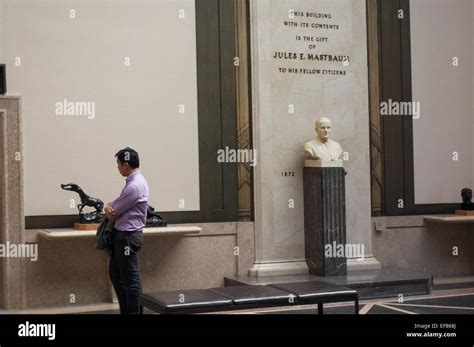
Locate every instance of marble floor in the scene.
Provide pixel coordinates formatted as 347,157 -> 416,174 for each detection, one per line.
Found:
0,287 -> 472,315
223,287 -> 474,315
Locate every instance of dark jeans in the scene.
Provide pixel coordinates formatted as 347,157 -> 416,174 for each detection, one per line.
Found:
109,228 -> 143,314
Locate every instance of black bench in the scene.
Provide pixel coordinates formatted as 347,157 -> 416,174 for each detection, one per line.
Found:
139,281 -> 359,314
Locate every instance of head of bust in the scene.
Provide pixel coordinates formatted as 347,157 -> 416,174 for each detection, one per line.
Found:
315,117 -> 332,143
461,188 -> 472,203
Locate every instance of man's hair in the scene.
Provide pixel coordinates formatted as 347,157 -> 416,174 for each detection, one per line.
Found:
115,147 -> 140,169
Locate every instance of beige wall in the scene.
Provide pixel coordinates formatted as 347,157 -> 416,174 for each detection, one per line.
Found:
0,1 -> 3,62
1,0 -> 200,215
411,0 -> 474,204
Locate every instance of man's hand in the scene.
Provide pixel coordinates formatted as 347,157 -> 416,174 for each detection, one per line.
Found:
104,205 -> 117,220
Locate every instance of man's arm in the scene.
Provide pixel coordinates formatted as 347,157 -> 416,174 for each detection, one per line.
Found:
105,192 -> 124,220
109,184 -> 140,217
104,205 -> 117,220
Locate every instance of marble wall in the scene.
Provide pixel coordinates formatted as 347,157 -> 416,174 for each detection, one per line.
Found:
0,95 -> 25,309
373,216 -> 474,277
0,110 -> 4,307
250,0 -> 375,275
20,222 -> 254,309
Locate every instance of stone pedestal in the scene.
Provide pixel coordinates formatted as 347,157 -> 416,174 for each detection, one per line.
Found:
304,166 -> 347,276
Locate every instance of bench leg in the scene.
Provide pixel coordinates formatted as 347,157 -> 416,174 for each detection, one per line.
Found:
139,305 -> 144,315
318,303 -> 323,315
355,298 -> 359,315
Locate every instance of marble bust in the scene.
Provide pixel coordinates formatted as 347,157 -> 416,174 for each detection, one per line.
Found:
304,117 -> 343,162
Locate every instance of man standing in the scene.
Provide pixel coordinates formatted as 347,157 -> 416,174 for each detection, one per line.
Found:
105,147 -> 149,314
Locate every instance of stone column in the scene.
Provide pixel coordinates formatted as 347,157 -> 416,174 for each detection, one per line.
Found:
0,94 -> 26,309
